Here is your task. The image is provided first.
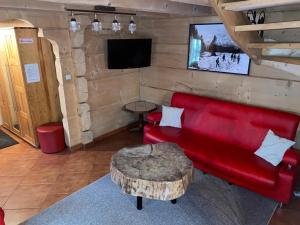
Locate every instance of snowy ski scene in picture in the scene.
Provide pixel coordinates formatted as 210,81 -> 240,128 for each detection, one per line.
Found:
188,23 -> 250,75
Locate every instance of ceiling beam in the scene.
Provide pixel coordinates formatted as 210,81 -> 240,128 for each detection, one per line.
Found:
31,0 -> 212,16
168,0 -> 210,6
222,0 -> 300,12
0,0 -> 65,12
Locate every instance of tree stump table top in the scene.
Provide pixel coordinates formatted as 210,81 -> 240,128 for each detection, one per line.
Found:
110,142 -> 193,201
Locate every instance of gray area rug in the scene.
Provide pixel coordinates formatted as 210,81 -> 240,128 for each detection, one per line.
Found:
0,130 -> 18,149
21,170 -> 277,225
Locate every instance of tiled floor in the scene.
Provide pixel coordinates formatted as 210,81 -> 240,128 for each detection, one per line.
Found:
0,127 -> 300,225
0,128 -> 142,225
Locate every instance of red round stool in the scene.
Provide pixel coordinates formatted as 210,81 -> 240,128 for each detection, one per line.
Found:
0,207 -> 5,225
37,123 -> 65,154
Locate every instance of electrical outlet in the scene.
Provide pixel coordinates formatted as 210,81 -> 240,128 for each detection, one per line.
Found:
65,74 -> 72,81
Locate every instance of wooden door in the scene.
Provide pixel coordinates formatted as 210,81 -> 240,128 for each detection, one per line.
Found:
3,29 -> 35,144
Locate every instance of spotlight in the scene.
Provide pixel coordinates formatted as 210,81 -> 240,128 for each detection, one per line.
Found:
128,16 -> 136,34
91,13 -> 102,32
112,15 -> 121,32
69,11 -> 80,32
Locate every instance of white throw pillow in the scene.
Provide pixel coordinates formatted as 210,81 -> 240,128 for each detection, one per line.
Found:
159,105 -> 184,128
255,130 -> 295,166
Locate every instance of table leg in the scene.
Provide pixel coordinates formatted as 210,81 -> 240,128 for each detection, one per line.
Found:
138,113 -> 144,131
129,113 -> 144,132
137,196 -> 143,210
171,199 -> 177,204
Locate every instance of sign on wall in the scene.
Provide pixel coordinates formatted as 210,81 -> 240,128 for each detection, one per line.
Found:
19,38 -> 33,44
24,63 -> 40,83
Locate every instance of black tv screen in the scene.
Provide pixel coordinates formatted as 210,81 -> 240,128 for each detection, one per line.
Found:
107,39 -> 152,69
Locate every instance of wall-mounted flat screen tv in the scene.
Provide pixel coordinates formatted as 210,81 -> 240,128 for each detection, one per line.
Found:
107,39 -> 152,69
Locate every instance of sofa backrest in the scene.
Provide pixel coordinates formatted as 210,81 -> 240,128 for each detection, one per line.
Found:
171,92 -> 300,152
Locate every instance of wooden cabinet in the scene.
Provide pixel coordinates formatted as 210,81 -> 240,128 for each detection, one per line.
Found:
0,65 -> 12,129
0,27 -> 61,147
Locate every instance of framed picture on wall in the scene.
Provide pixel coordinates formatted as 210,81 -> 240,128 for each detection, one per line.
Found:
187,23 -> 250,76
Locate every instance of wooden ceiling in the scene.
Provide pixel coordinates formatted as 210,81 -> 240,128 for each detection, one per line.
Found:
0,0 -> 213,17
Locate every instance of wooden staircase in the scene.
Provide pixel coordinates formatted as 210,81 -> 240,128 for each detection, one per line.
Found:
210,0 -> 300,66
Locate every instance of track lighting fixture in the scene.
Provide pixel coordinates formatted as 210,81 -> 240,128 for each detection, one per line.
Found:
66,8 -> 137,33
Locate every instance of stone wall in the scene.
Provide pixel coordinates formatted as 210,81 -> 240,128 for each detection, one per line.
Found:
69,22 -> 92,145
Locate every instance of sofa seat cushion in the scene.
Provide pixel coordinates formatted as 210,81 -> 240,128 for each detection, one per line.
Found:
144,126 -> 278,189
144,126 -> 183,143
182,133 -> 279,189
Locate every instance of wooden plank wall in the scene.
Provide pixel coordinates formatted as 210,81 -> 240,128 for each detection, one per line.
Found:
139,16 -> 300,148
84,15 -> 146,138
264,7 -> 300,43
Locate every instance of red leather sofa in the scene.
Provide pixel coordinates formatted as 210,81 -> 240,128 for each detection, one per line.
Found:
144,92 -> 300,204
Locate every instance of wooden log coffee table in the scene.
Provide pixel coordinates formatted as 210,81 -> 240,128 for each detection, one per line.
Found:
110,142 -> 193,210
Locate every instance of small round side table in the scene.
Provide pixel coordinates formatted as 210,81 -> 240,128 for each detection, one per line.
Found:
124,100 -> 157,131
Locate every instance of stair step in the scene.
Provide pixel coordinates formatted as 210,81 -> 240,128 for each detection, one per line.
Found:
210,0 -> 262,63
222,0 -> 300,12
235,21 -> 300,32
248,42 -> 300,49
262,56 -> 300,65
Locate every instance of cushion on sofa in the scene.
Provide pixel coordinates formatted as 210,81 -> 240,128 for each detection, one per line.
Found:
144,125 -> 183,144
170,92 -> 300,152
255,130 -> 295,166
144,126 -> 278,188
185,148 -> 278,189
146,112 -> 162,124
159,105 -> 184,128
178,131 -> 278,189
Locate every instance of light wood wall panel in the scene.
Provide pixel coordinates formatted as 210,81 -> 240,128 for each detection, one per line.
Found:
88,72 -> 140,110
84,15 -> 144,138
90,102 -> 138,137
140,16 -> 300,148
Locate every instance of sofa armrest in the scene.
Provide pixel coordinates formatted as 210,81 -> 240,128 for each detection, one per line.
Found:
282,148 -> 299,167
146,112 -> 162,125
277,163 -> 297,204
